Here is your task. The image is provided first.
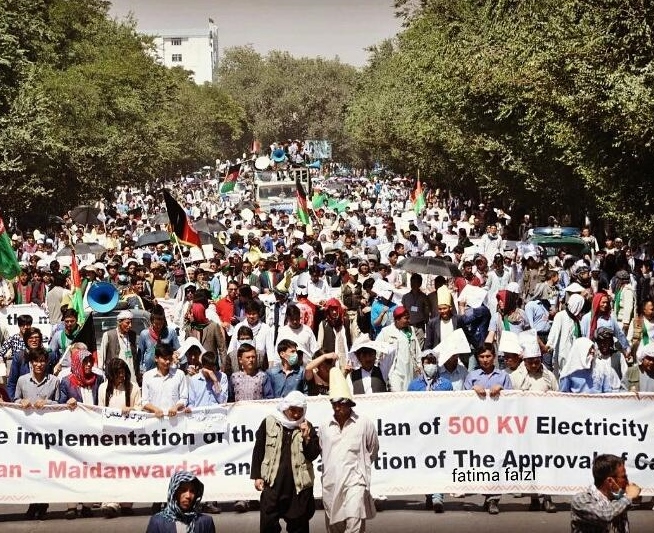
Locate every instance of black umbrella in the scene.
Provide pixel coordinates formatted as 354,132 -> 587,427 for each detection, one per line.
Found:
397,256 -> 462,278
55,243 -> 93,257
70,205 -> 101,226
135,231 -> 171,248
87,242 -> 106,256
194,218 -> 227,233
198,231 -> 220,247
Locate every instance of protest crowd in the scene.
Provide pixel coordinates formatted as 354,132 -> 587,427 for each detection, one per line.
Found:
0,140 -> 651,528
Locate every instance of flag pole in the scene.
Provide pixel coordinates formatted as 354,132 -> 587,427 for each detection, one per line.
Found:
170,232 -> 190,284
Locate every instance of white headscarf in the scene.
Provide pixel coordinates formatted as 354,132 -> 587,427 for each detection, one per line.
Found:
272,390 -> 307,429
636,342 -> 654,364
560,337 -> 595,378
566,294 -> 585,316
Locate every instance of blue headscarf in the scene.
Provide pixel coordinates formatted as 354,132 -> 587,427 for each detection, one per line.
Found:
158,471 -> 204,532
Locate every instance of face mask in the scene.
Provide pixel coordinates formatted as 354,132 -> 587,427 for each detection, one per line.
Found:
423,364 -> 438,378
610,488 -> 625,500
610,480 -> 625,500
287,353 -> 299,367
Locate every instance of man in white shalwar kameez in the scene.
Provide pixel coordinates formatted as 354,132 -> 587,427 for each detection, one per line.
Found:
319,367 -> 379,533
376,306 -> 422,391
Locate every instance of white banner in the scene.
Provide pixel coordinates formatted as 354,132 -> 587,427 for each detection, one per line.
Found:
0,304 -> 52,344
1,391 -> 653,503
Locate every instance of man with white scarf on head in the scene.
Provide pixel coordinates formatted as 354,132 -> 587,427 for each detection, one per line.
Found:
251,391 -> 320,531
545,294 -> 585,378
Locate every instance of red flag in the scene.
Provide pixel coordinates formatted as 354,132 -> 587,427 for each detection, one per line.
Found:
69,250 -> 84,322
250,139 -> 261,154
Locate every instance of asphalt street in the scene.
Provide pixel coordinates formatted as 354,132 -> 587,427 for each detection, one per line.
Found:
1,495 -> 653,532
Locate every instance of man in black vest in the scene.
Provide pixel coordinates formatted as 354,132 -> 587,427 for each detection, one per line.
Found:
99,310 -> 140,384
346,343 -> 386,395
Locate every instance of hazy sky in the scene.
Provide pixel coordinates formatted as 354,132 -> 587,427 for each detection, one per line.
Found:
109,0 -> 402,67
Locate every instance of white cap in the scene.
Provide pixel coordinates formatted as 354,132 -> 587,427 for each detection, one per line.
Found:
636,343 -> 654,363
564,282 -> 584,293
116,310 -> 133,321
420,348 -> 443,366
498,331 -> 522,355
519,330 -> 541,359
506,282 -> 520,294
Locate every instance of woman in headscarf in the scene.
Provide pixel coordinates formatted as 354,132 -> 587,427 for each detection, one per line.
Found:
317,298 -> 351,368
580,292 -> 629,353
559,337 -> 612,393
59,344 -> 104,519
146,471 -> 215,533
59,344 -> 102,407
138,304 -> 181,373
251,390 -> 320,533
546,294 -> 585,378
99,358 -> 141,518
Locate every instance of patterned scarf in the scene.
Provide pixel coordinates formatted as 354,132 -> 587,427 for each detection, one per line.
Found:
589,292 -> 609,340
149,326 -> 161,343
69,349 -> 96,390
158,471 -> 204,533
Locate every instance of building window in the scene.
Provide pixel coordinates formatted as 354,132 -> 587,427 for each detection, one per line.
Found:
171,54 -> 182,62
171,38 -> 182,46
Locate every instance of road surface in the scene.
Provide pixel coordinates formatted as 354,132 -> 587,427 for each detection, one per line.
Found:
1,495 -> 653,532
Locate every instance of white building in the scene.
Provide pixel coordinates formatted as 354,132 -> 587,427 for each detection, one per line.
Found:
148,24 -> 219,84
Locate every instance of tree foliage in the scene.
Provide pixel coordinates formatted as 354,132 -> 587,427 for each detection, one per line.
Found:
0,0 -> 244,219
348,0 -> 654,238
216,46 -> 359,162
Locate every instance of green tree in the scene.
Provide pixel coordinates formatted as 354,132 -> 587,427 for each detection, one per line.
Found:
216,46 -> 359,161
348,0 -> 654,238
0,0 -> 245,219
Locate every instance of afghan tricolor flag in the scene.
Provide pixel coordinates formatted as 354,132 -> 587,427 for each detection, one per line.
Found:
163,189 -> 202,248
220,162 -> 242,193
69,250 -> 85,323
295,175 -> 311,226
0,216 -> 20,280
413,178 -> 426,215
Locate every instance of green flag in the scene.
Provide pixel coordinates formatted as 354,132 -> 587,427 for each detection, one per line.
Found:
413,179 -> 426,215
312,192 -> 327,209
0,217 -> 20,280
296,176 -> 312,226
327,198 -> 349,213
69,250 -> 85,323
